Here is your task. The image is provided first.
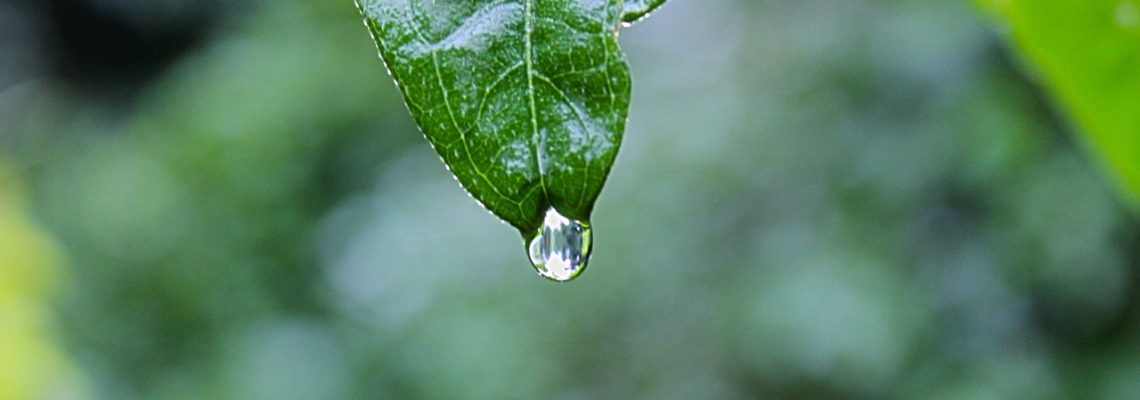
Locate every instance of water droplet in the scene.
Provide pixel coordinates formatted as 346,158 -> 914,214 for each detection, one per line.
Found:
527,207 -> 592,282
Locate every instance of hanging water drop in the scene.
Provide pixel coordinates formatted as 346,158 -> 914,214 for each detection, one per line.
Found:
527,207 -> 593,282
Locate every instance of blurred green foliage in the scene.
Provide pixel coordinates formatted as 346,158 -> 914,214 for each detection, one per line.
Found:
2,0 -> 1139,399
978,0 -> 1140,208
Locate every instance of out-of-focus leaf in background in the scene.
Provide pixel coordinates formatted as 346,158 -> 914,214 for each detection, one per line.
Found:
0,160 -> 88,400
978,0 -> 1140,208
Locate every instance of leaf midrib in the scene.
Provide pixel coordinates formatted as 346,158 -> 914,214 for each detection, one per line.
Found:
397,0 -> 627,226
524,0 -> 550,209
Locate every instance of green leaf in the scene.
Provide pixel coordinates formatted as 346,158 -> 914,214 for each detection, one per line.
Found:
622,0 -> 666,23
357,0 -> 658,234
978,0 -> 1140,209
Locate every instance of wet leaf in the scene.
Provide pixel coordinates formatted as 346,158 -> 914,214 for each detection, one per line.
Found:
357,0 -> 662,233
622,0 -> 666,23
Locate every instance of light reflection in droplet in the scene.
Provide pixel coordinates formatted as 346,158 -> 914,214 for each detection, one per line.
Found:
527,207 -> 592,282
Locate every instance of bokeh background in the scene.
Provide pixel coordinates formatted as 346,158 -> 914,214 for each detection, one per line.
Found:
3,0 -> 1140,398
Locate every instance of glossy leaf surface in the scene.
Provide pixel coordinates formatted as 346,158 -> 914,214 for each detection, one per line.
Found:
358,0 -> 654,233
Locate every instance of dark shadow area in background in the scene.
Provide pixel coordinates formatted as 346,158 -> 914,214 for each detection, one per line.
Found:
32,0 -> 223,98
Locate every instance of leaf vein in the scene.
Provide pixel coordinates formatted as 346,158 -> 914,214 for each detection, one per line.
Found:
411,0 -> 524,208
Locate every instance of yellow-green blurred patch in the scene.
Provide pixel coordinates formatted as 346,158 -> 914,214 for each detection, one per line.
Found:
0,161 -> 89,400
978,0 -> 1140,208
0,169 -> 63,302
